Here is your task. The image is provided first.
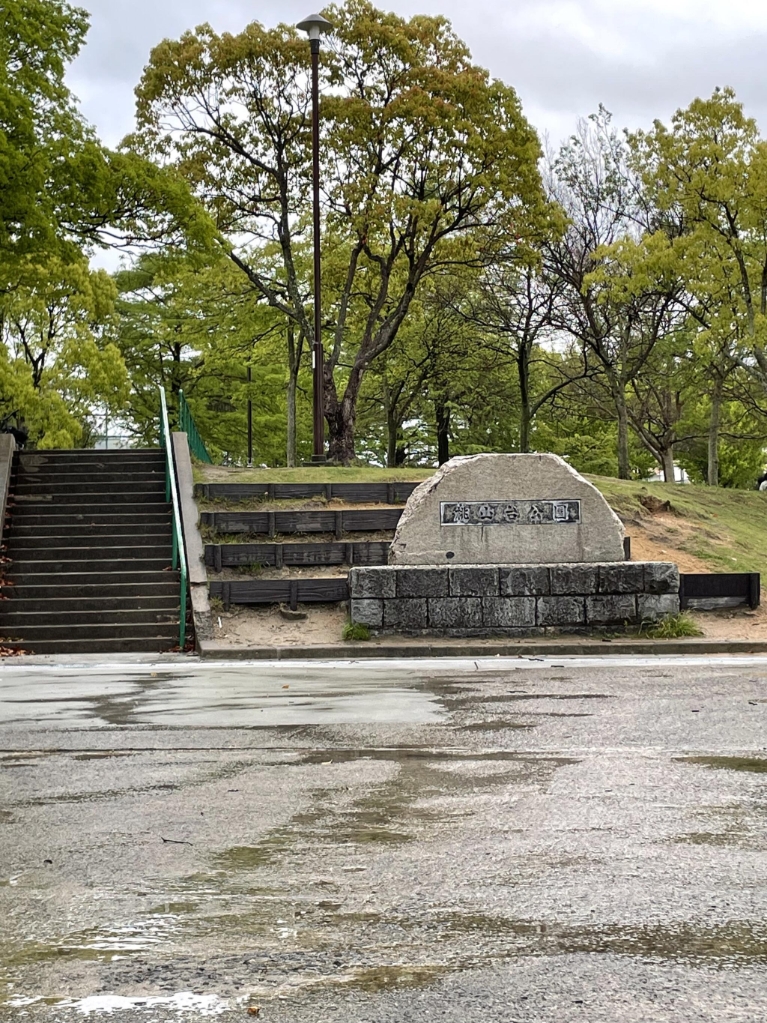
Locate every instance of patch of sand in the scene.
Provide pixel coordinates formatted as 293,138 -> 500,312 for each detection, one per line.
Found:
624,512 -> 710,573
690,604 -> 767,640
210,603 -> 349,647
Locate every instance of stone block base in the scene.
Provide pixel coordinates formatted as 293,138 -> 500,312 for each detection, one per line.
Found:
349,562 -> 679,635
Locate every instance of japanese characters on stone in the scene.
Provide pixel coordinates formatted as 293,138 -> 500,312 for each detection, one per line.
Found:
440,500 -> 581,527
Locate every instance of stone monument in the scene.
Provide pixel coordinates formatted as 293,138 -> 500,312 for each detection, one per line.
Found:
389,453 -> 625,565
349,453 -> 680,635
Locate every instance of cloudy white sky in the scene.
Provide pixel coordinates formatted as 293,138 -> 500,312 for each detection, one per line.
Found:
67,0 -> 767,149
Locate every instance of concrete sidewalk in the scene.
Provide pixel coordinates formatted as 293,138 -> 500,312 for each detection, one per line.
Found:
199,636 -> 767,659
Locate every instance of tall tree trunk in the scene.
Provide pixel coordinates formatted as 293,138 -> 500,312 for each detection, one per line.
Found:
519,402 -> 531,454
381,379 -> 400,468
662,446 -> 675,483
386,408 -> 399,468
518,346 -> 531,453
435,402 -> 451,465
610,378 -> 631,480
326,364 -> 362,465
707,376 -> 722,487
286,324 -> 297,468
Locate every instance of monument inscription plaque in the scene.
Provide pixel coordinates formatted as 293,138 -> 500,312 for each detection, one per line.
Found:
441,500 -> 581,526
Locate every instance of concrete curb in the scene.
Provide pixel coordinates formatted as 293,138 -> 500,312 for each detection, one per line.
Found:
172,432 -> 212,649
198,638 -> 767,660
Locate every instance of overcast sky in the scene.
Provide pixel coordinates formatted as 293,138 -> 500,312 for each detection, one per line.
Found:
67,0 -> 767,149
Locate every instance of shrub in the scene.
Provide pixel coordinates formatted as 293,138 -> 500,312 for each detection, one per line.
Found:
343,621 -> 371,642
642,611 -> 703,639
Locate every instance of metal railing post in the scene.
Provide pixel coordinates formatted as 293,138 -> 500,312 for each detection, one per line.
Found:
159,387 -> 188,649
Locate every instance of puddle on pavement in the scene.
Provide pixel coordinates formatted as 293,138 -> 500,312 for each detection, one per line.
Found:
1,914 -> 185,989
458,720 -> 537,732
206,753 -> 578,895
674,831 -> 747,847
73,752 -> 137,762
13,781 -> 180,809
2,941 -> 129,971
677,756 -> 767,774
299,748 -> 579,767
60,993 -> 229,1015
437,690 -> 612,709
1,749 -> 579,992
339,964 -> 448,992
147,901 -> 199,916
213,845 -> 283,870
402,912 -> 767,966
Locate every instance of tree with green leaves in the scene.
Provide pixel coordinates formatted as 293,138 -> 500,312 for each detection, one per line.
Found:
629,88 -> 767,484
0,256 -> 129,446
131,0 -> 552,462
0,0 -> 215,447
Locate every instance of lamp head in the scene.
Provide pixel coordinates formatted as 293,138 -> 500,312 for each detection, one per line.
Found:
297,12 -> 334,41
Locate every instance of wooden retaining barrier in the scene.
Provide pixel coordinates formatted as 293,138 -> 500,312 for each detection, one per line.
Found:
679,572 -> 760,610
195,482 -> 420,504
201,507 -> 403,537
210,577 -> 349,611
205,540 -> 389,571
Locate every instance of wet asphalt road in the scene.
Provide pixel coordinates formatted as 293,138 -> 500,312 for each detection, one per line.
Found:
2,655 -> 767,1021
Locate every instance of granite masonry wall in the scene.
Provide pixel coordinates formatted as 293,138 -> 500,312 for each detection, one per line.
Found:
349,561 -> 679,636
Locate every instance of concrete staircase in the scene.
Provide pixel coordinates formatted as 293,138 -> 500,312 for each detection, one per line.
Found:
0,449 -> 186,654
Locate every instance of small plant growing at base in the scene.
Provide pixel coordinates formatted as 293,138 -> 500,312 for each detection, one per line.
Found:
343,621 -> 371,642
209,596 -> 225,614
641,611 -> 703,639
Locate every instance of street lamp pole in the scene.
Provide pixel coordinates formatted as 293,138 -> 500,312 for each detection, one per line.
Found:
247,364 -> 253,467
297,13 -> 333,463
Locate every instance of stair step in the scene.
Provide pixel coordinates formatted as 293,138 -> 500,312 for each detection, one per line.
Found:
1,636 -> 181,655
14,466 -> 165,481
0,607 -> 181,626
15,464 -> 165,476
13,465 -> 165,479
13,481 -> 167,496
12,492 -> 167,507
6,533 -> 172,550
8,512 -> 173,528
6,553 -> 173,572
2,581 -> 181,599
2,596 -> 181,613
9,519 -> 171,536
5,560 -> 173,578
3,568 -> 180,585
17,448 -> 163,460
0,621 -> 180,640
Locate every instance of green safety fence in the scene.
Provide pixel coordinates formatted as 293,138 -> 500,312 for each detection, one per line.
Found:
178,389 -> 213,464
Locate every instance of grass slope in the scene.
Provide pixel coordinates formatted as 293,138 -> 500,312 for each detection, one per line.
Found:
588,475 -> 767,579
196,465 -> 434,484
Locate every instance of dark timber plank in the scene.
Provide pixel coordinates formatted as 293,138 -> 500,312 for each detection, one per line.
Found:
195,482 -> 421,504
210,577 -> 349,606
201,507 -> 402,535
679,572 -> 761,610
204,541 -> 390,568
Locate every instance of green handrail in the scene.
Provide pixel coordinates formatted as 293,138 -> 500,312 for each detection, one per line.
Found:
159,387 -> 188,650
178,390 -> 213,463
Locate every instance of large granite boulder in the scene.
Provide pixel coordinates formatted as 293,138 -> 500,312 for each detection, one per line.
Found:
389,453 -> 626,565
